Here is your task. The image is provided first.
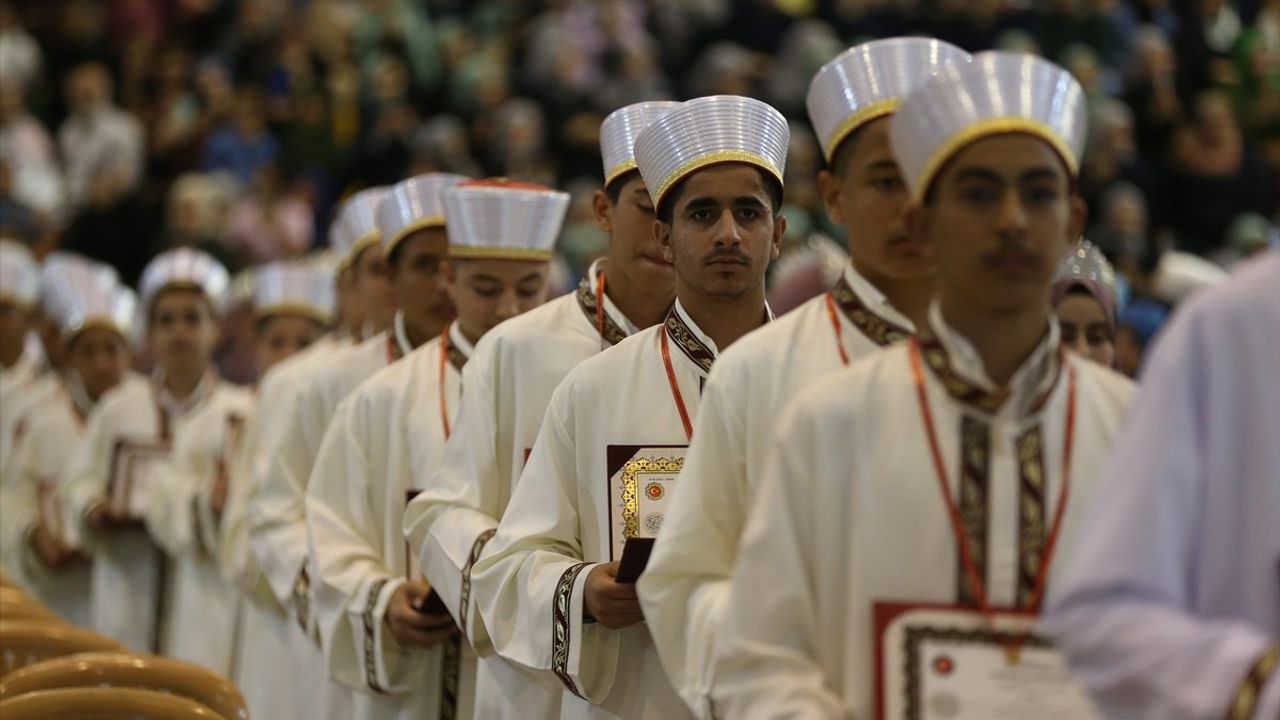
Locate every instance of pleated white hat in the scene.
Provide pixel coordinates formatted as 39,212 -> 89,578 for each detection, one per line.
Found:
0,239 -> 38,309
634,95 -> 790,212
1055,239 -> 1116,294
330,186 -> 389,269
443,179 -> 570,261
139,247 -> 231,315
890,51 -> 1088,202
806,38 -> 971,163
50,275 -> 137,343
377,173 -> 470,258
252,261 -> 335,324
600,101 -> 681,188
39,253 -> 119,321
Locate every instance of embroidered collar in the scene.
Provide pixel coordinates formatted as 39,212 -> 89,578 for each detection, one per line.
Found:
446,321 -> 473,373
663,298 -> 773,377
152,369 -> 216,421
919,302 -> 1063,417
829,263 -> 915,347
575,259 -> 636,347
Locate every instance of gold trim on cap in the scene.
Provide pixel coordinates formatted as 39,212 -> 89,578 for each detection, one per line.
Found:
823,98 -> 901,163
914,118 -> 1080,203
342,231 -> 382,270
654,150 -> 784,212
604,159 -> 639,188
64,318 -> 128,343
447,245 -> 555,262
384,215 -> 447,259
254,302 -> 332,325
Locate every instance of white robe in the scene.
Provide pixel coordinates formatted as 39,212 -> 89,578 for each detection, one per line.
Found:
144,383 -> 253,673
0,374 -> 145,625
472,299 -> 767,720
0,339 -> 55,487
308,323 -> 474,719
249,327 -> 406,720
1044,250 -> 1280,720
229,333 -> 351,720
711,306 -> 1135,720
60,373 -> 244,654
637,264 -> 913,716
406,262 -> 637,720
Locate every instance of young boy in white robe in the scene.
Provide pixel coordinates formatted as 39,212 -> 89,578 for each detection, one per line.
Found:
61,248 -> 243,654
470,95 -> 787,720
403,101 -> 677,720
710,52 -> 1136,720
249,174 -> 461,716
308,178 -> 568,720
635,39 -> 970,717
1,263 -> 138,626
142,262 -> 332,685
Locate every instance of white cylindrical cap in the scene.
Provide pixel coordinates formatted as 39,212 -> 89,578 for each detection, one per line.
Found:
443,179 -> 570,261
377,173 -> 469,258
600,101 -> 681,187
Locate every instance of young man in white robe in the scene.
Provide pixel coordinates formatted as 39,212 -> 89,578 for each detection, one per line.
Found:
635,39 -> 970,717
0,266 -> 139,626
470,95 -> 788,720
1044,250 -> 1280,720
711,52 -> 1137,720
249,173 -> 462,715
142,262 -> 332,686
61,248 -> 244,654
242,186 -> 391,720
403,100 -> 677,720
308,178 -> 568,720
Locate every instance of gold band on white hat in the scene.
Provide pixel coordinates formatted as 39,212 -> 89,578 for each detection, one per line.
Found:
443,179 -> 569,261
377,173 -> 469,259
600,101 -> 681,187
806,38 -> 971,163
252,261 -> 336,325
331,187 -> 388,269
139,247 -> 231,315
634,95 -> 790,212
891,51 -> 1088,202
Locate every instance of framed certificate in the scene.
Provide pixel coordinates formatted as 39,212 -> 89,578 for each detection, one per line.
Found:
106,438 -> 171,520
874,602 -> 1100,720
605,444 -> 686,562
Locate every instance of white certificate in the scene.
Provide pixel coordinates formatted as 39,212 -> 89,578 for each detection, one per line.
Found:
875,603 -> 1101,720
605,444 -> 687,560
107,439 -> 171,520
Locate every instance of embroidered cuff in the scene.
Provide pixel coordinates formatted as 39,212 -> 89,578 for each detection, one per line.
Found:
359,576 -> 429,696
1227,644 -> 1280,720
459,528 -> 497,642
551,562 -> 619,703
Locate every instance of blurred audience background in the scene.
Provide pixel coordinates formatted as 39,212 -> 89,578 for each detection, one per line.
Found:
1,0 -> 1275,370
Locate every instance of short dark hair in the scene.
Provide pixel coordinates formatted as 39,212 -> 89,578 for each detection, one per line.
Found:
656,166 -> 783,224
604,170 -> 639,204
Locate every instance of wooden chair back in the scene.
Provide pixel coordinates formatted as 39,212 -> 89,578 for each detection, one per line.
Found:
0,621 -> 125,679
0,686 -> 224,719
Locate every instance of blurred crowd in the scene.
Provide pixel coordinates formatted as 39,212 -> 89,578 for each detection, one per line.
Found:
1,0 -> 1276,354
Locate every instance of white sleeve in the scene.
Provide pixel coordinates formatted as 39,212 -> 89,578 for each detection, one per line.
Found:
1043,304 -> 1280,720
711,405 -> 852,720
637,369 -> 747,719
144,423 -> 215,558
406,351 -> 502,652
60,399 -> 114,552
307,393 -> 429,696
469,387 -> 619,703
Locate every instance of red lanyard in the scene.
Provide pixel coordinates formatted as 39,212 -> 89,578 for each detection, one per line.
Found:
386,335 -> 399,364
908,339 -> 1076,659
824,292 -> 851,366
659,328 -> 694,441
596,271 -> 607,349
438,323 -> 452,441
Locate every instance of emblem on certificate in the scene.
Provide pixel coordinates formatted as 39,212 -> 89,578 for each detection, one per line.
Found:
605,444 -> 686,562
874,603 -> 1101,720
106,438 -> 172,520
